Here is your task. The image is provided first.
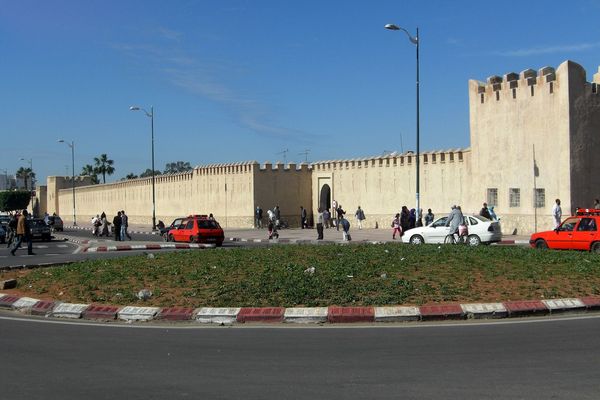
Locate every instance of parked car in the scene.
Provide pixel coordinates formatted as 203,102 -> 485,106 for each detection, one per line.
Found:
166,215 -> 224,246
28,218 -> 52,241
160,217 -> 185,241
402,214 -> 502,246
0,215 -> 10,226
530,208 -> 600,252
0,224 -> 5,244
46,215 -> 64,231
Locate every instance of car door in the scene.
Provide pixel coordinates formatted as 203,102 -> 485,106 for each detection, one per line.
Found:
547,217 -> 579,249
427,217 -> 450,243
571,218 -> 597,250
174,219 -> 190,242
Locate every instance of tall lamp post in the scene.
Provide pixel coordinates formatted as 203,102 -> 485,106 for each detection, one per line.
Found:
385,23 -> 421,219
130,105 -> 157,231
58,140 -> 77,226
19,158 -> 34,216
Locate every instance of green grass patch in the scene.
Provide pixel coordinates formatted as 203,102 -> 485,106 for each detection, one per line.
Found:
5,244 -> 600,307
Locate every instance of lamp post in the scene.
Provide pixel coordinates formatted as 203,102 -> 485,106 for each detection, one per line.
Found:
130,105 -> 157,230
385,23 -> 421,220
19,158 -> 34,216
58,140 -> 76,226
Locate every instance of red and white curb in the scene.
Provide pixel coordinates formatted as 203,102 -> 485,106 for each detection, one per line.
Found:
84,243 -> 216,252
1,293 -> 598,324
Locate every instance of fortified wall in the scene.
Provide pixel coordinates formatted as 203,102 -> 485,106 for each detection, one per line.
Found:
54,161 -> 312,228
469,60 -> 600,234
311,149 -> 470,229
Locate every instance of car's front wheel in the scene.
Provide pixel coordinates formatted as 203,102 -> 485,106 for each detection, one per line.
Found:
467,234 -> 481,246
168,234 -> 175,242
535,239 -> 548,249
409,234 -> 424,245
591,242 -> 600,253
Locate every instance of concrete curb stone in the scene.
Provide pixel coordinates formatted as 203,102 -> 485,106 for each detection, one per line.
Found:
2,293 -> 600,324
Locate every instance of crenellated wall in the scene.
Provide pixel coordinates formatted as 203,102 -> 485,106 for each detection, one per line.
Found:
311,149 -> 470,229
469,60 -> 600,234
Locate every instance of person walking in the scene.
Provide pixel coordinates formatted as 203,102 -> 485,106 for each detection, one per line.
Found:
488,206 -> 498,221
112,211 -> 122,241
595,199 -> 600,209
100,212 -> 110,237
553,199 -> 562,228
10,209 -> 34,256
480,202 -> 492,220
392,213 -> 402,239
6,213 -> 17,248
340,217 -> 351,241
121,210 -> 132,240
424,208 -> 434,226
316,208 -> 324,240
323,208 -> 331,229
355,206 -> 365,230
92,214 -> 101,236
255,206 -> 263,228
274,205 -> 281,228
300,206 -> 307,229
408,208 -> 416,229
336,204 -> 345,231
400,206 -> 410,233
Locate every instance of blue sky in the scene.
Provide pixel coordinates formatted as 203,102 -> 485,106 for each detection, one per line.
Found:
2,0 -> 600,183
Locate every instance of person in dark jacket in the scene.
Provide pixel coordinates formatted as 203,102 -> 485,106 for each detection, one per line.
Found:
400,206 -> 410,233
10,210 -> 33,256
480,202 -> 492,220
112,211 -> 122,241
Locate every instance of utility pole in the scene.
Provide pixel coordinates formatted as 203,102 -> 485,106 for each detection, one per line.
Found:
276,149 -> 289,164
298,149 -> 310,163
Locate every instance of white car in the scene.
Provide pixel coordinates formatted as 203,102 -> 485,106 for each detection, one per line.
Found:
401,214 -> 502,246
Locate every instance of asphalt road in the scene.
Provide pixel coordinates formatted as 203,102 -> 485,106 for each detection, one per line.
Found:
2,314 -> 600,399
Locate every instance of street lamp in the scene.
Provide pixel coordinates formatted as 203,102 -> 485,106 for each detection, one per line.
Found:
19,157 -> 34,216
130,105 -> 157,231
385,23 -> 421,221
58,140 -> 76,226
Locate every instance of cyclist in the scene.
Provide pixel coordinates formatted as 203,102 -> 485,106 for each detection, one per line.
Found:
445,205 -> 464,242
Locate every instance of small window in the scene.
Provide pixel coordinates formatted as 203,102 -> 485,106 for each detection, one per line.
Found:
534,188 -> 545,208
509,188 -> 521,207
423,154 -> 428,163
480,93 -> 484,104
185,220 -> 193,229
469,217 -> 478,225
530,86 -> 534,96
440,153 -> 445,163
487,188 -> 498,207
432,154 -> 436,163
496,91 -> 500,101
512,88 -> 516,99
449,153 -> 454,162
549,82 -> 554,94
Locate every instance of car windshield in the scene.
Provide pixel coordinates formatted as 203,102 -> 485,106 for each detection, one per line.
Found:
31,220 -> 47,227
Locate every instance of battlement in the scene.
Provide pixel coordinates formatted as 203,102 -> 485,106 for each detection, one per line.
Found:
311,148 -> 469,171
470,60 -> 600,102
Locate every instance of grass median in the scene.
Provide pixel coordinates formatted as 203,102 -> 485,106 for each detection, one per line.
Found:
3,243 -> 600,307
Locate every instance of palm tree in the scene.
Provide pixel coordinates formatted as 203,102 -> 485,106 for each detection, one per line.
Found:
80,164 -> 99,184
93,154 -> 115,184
125,173 -> 138,180
16,167 -> 34,190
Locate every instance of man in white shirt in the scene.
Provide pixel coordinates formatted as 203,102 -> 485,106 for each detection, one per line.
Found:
552,199 -> 562,228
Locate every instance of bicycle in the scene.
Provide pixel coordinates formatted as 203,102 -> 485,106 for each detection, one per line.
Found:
444,231 -> 466,245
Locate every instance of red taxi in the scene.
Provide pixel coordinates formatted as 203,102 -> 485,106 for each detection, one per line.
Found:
166,215 -> 224,246
530,208 -> 600,253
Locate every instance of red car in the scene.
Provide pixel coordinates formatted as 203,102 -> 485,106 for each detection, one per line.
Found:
530,209 -> 600,252
166,215 -> 224,246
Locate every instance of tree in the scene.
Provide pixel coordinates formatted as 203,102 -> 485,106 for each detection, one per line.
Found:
124,173 -> 138,180
0,190 -> 30,212
139,169 -> 162,178
164,161 -> 193,174
93,154 -> 115,184
16,167 -> 35,190
80,164 -> 99,184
